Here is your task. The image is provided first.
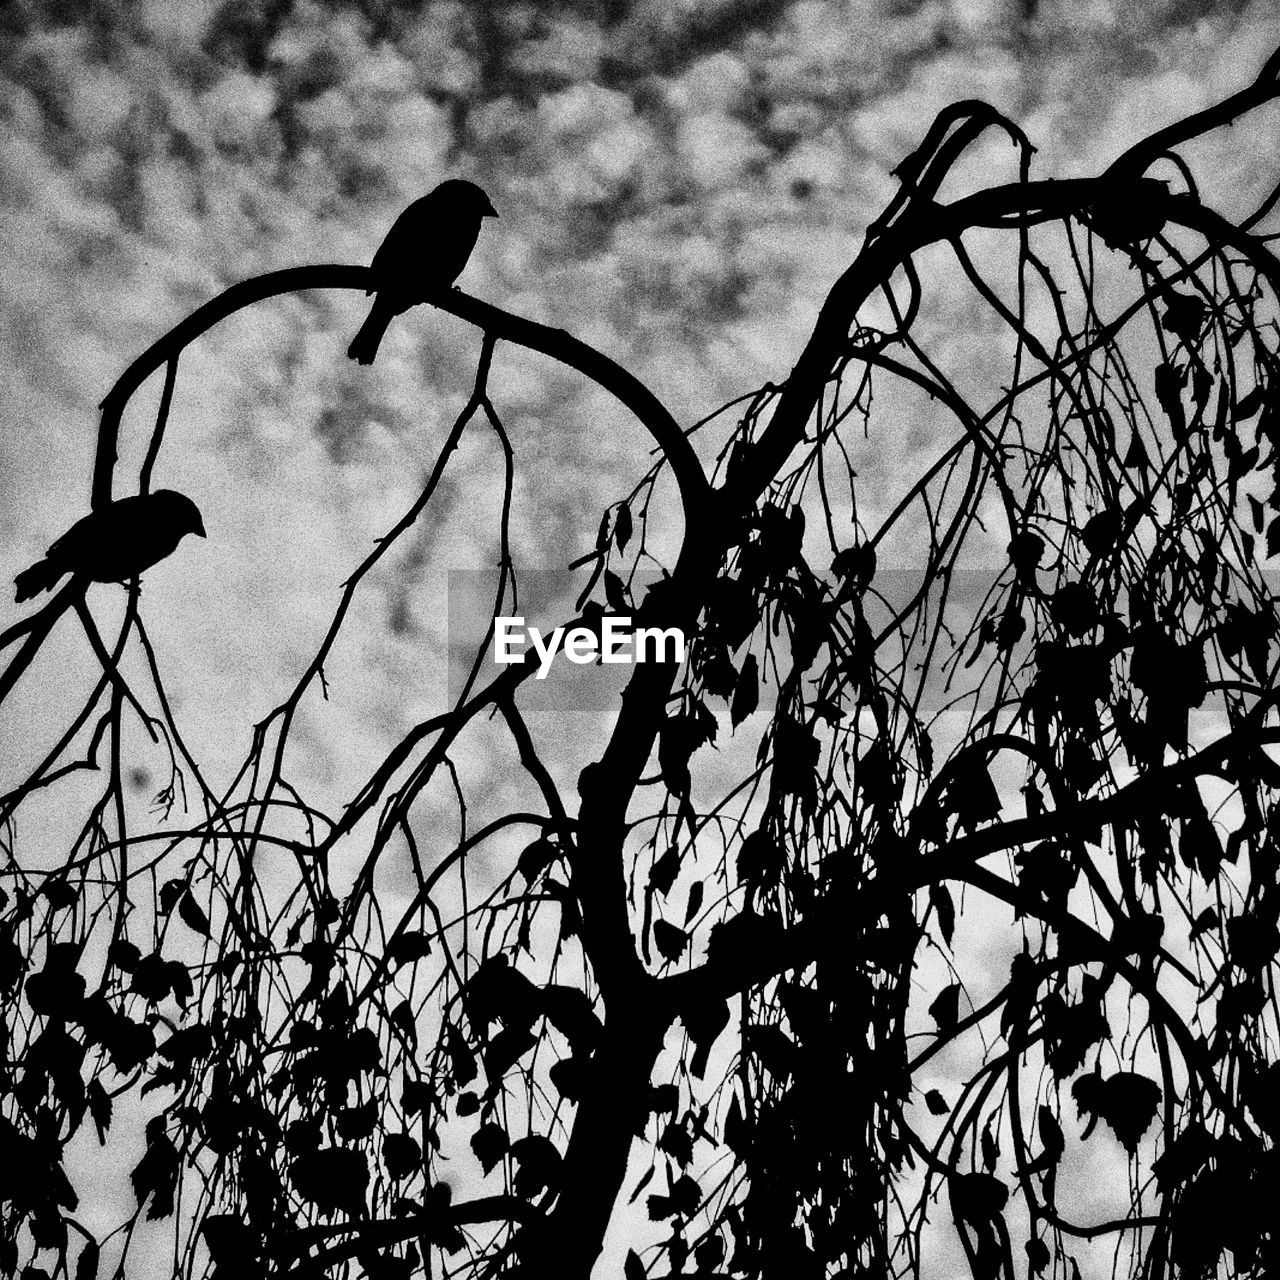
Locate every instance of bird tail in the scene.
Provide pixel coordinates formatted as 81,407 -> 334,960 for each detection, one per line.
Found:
347,297 -> 395,365
14,559 -> 62,604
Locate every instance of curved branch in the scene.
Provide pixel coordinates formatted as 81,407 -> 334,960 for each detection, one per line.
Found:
273,1194 -> 536,1276
92,267 -> 712,526
0,578 -> 84,709
659,719 -> 1280,1015
1104,44 -> 1280,180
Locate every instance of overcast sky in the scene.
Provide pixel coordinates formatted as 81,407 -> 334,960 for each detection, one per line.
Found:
2,1 -> 1280,1275
2,0 -> 1269,788
4,1 -> 1278,809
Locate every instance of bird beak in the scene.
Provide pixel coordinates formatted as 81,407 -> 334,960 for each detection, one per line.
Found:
195,519 -> 207,538
485,202 -> 499,219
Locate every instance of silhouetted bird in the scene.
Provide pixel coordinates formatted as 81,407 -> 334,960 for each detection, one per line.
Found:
13,489 -> 206,603
347,179 -> 498,366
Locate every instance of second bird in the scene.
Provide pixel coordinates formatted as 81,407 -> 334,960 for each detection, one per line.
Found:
347,179 -> 498,366
13,489 -> 206,603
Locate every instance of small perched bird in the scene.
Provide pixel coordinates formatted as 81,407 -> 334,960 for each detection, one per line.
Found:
13,489 -> 206,603
347,178 -> 498,366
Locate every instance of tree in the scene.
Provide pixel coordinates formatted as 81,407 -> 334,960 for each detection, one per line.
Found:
3,41 -> 1280,1280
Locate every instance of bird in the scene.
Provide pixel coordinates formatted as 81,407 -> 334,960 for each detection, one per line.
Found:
347,178 -> 498,366
13,489 -> 206,603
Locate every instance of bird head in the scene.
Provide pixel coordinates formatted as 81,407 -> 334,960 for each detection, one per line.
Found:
436,178 -> 498,220
155,489 -> 206,539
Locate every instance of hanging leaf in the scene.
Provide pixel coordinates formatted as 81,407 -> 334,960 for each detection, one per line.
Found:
1049,581 -> 1099,637
1072,1070 -> 1161,1153
1007,530 -> 1044,580
981,1116 -> 1000,1171
445,1023 -> 477,1086
681,994 -> 731,1079
471,1122 -> 510,1176
950,1171 -> 1008,1223
648,1173 -> 702,1221
724,1093 -> 750,1153
832,542 -> 876,593
386,930 -> 433,968
736,828 -> 784,891
541,985 -> 603,1051
178,891 -> 210,939
103,936 -> 138,972
549,1055 -> 592,1101
201,1217 -> 258,1272
74,1241 -> 100,1280
289,1146 -> 369,1216
1015,843 -> 1079,915
517,836 -> 557,882
1267,514 -> 1280,560
693,637 -> 737,699
1233,383 -> 1265,421
648,1083 -> 679,1114
1080,507 -> 1123,556
944,755 -> 1002,833
705,574 -> 759,647
696,1235 -> 726,1273
653,920 -> 688,963
1225,911 -> 1280,973
166,961 -> 194,1007
383,1132 -> 421,1180
158,879 -> 186,915
658,1119 -> 694,1167
706,910 -> 783,971
1038,1105 -> 1064,1163
402,1079 -> 434,1117
771,716 -> 820,802
604,570 -> 630,613
659,703 -> 717,797
730,653 -> 759,726
464,956 -> 541,1031
284,913 -> 308,949
649,846 -> 682,897
614,503 -> 633,551
628,1166 -> 656,1206
930,885 -> 955,947
483,1024 -> 537,1080
100,1013 -> 156,1074
337,1100 -> 378,1141
1042,989 -> 1110,1080
1121,427 -> 1150,469
928,982 -> 961,1031
86,1079 -> 112,1144
131,1126 -> 179,1220
683,880 -> 704,925
26,950 -> 86,1018
1154,361 -> 1187,437
1026,1235 -> 1052,1275
509,1135 -> 562,1198
745,1024 -> 796,1081
1161,292 -> 1207,340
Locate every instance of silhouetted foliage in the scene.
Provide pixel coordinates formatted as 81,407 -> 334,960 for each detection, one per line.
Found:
4,45 -> 1280,1280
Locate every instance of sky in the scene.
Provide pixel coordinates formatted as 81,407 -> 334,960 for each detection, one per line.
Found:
2,0 -> 1280,1276
2,0 -> 1278,796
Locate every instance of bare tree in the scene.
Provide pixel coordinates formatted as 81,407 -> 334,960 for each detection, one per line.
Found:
4,44 -> 1280,1280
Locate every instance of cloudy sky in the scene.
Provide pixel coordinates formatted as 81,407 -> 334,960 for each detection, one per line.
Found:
5,2 -> 1279,806
2,0 -> 1280,1274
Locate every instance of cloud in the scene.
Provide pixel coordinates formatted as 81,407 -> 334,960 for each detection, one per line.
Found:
1,0 -> 1278,1272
